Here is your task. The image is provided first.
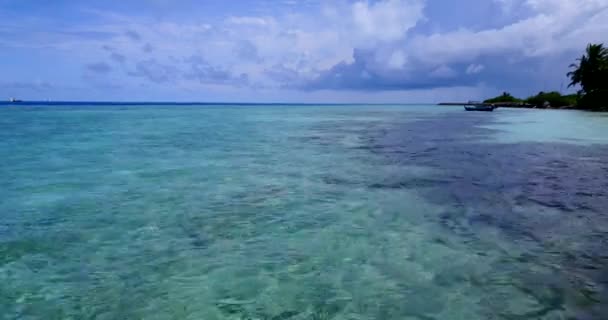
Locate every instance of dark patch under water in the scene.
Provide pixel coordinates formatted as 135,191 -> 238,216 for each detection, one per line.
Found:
350,112 -> 608,319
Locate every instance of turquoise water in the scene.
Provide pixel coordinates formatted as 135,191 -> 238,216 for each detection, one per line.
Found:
1,105 -> 607,319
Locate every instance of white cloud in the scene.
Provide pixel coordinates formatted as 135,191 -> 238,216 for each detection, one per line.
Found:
226,16 -> 272,26
388,50 -> 407,69
524,0 -> 607,13
406,0 -> 608,67
429,65 -> 457,78
352,0 -> 425,42
3,0 -> 606,97
466,64 -> 485,74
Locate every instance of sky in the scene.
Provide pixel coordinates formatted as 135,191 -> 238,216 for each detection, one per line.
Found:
0,0 -> 607,103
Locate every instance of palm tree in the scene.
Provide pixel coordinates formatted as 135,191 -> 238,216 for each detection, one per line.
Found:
568,44 -> 607,91
567,43 -> 608,110
567,56 -> 585,90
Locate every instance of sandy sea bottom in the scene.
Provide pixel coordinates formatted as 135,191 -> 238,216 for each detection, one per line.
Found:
1,105 -> 607,319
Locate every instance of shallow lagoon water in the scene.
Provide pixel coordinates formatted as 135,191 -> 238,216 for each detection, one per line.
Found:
1,105 -> 607,319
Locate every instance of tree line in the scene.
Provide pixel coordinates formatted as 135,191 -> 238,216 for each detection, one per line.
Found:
484,43 -> 607,111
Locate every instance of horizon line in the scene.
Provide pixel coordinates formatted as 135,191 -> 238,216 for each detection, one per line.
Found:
0,100 -> 443,106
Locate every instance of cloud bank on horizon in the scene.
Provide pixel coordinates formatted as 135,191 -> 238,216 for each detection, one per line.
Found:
1,0 -> 607,102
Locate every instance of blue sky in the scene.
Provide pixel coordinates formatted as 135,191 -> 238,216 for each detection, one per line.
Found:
0,0 -> 606,102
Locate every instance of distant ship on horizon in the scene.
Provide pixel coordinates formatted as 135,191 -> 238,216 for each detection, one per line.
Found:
8,97 -> 23,103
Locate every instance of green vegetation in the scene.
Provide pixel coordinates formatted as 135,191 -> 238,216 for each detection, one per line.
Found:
483,43 -> 607,110
483,92 -> 522,104
568,43 -> 608,111
483,91 -> 577,108
525,91 -> 577,108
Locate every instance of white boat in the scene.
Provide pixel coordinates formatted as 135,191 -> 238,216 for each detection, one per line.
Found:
464,104 -> 496,112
